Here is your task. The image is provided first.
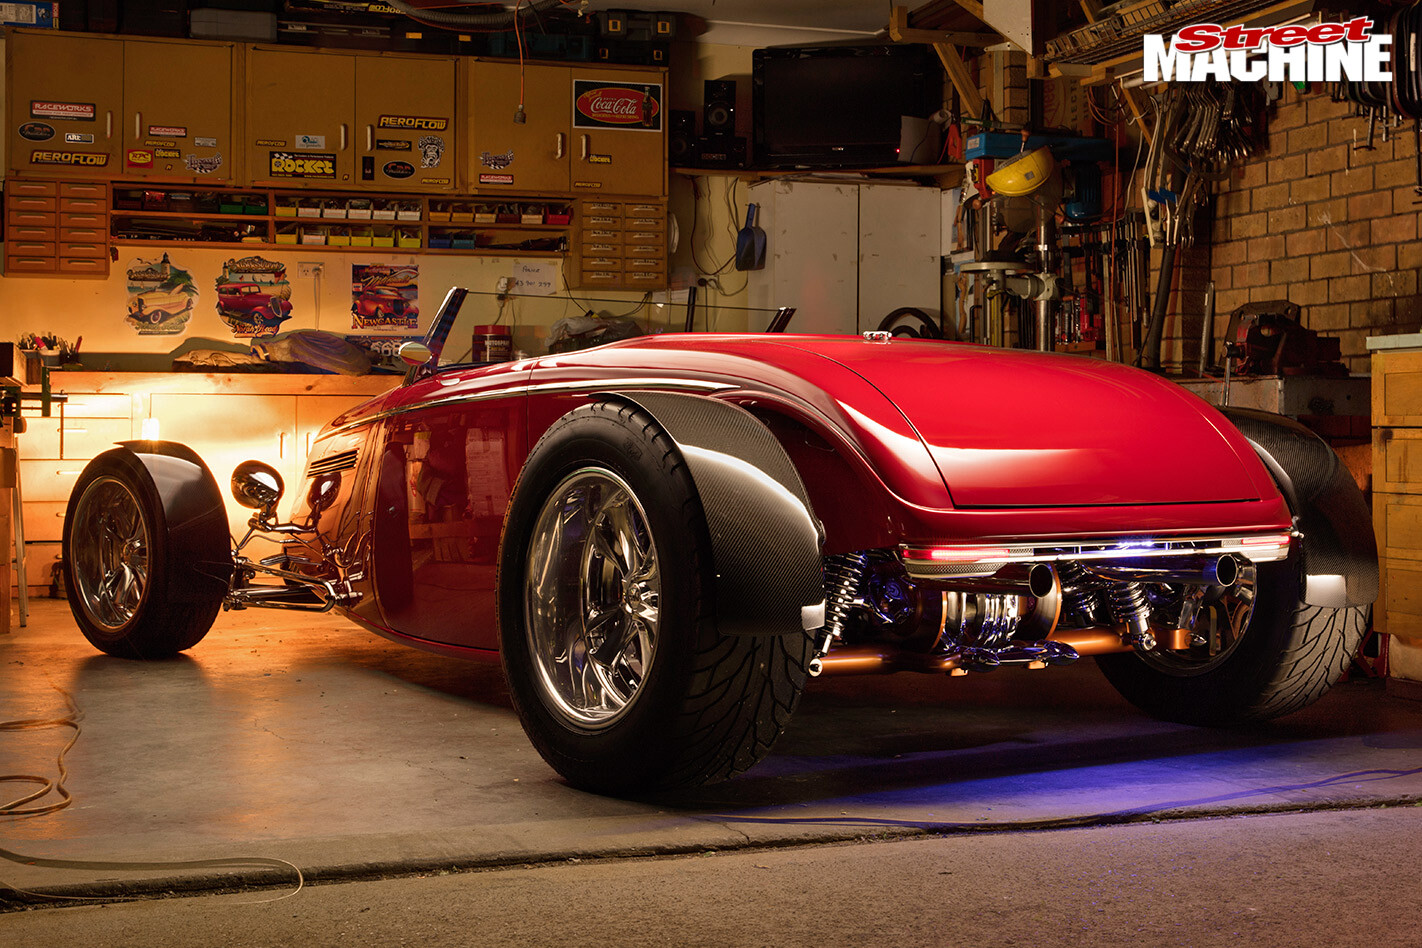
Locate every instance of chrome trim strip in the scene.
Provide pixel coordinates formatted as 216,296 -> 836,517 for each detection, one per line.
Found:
534,378 -> 733,396
901,532 -> 1295,578
319,377 -> 734,439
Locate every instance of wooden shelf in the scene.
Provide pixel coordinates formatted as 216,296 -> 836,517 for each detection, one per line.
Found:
428,221 -> 569,231
421,247 -> 566,257
103,181 -> 574,259
112,210 -> 268,221
674,163 -> 964,181
110,239 -> 269,250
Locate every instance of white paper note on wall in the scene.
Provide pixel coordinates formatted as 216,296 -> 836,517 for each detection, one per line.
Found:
509,260 -> 559,297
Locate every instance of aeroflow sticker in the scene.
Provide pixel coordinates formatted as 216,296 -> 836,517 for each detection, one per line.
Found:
377,115 -> 449,131
33,150 -> 107,166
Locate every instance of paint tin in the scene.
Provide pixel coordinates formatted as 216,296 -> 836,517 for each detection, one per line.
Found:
472,324 -> 512,362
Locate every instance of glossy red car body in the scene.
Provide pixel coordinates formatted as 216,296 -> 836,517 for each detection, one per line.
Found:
290,334 -> 1292,660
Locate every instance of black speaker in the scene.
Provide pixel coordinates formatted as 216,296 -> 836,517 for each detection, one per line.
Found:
669,110 -> 697,166
704,79 -> 735,135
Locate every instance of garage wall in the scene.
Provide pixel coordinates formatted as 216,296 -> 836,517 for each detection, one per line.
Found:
3,247 -> 663,364
1201,85 -> 1422,374
666,39 -> 757,331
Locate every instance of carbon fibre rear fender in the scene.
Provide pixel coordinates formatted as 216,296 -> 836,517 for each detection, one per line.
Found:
1219,409 -> 1378,608
600,392 -> 826,637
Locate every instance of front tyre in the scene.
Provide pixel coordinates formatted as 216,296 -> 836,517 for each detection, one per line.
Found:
63,450 -> 223,659
1096,551 -> 1367,726
498,401 -> 812,795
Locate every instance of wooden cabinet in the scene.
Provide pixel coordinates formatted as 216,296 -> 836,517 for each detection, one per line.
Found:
247,48 -> 457,192
246,47 -> 357,188
355,54 -> 457,192
121,39 -> 236,184
567,67 -> 667,197
746,180 -> 943,334
1372,346 -> 1422,683
10,373 -> 395,596
7,32 -> 124,178
467,61 -> 571,194
7,31 -> 237,185
6,32 -> 665,203
11,389 -> 135,596
468,61 -> 666,198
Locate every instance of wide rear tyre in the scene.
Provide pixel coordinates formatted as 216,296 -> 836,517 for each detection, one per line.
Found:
1096,550 -> 1367,726
498,401 -> 812,795
62,449 -> 224,659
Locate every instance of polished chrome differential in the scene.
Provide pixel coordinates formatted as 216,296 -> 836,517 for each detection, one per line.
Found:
524,467 -> 661,728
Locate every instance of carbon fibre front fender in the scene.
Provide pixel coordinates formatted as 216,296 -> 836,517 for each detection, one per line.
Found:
602,392 -> 826,637
1219,409 -> 1378,608
110,440 -> 233,598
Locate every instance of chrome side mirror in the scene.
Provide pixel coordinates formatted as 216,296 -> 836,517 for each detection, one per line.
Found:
398,341 -> 434,367
231,460 -> 285,516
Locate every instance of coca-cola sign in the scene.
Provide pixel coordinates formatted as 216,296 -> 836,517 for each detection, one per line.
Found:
573,80 -> 662,132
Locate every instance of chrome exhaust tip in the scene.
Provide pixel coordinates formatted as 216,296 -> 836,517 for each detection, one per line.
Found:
1084,553 -> 1241,588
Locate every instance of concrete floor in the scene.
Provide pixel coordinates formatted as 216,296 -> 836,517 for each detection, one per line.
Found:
4,598 -> 1422,910
6,808 -> 1421,948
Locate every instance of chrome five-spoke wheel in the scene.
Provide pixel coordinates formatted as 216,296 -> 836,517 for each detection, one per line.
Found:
70,475 -> 150,631
500,401 -> 812,793
524,467 -> 660,729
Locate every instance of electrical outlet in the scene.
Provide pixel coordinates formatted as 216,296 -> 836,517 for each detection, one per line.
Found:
496,276 -> 512,294
298,262 -> 324,278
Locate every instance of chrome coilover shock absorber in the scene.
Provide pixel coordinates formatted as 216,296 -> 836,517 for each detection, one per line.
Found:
1057,561 -> 1105,624
809,551 -> 870,676
1107,582 -> 1157,650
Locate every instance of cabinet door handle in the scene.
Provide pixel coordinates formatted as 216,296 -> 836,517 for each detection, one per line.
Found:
105,111 -> 112,140
366,125 -> 373,151
279,431 -> 286,458
340,124 -> 348,151
555,133 -> 565,159
134,111 -> 142,140
581,134 -> 589,160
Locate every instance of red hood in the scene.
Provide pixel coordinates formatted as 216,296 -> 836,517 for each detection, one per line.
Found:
763,337 -> 1267,508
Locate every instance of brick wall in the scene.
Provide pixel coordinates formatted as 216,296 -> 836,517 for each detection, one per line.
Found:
1201,84 -> 1422,374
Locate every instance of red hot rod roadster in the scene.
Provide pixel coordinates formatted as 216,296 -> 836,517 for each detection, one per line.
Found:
62,288 -> 1378,794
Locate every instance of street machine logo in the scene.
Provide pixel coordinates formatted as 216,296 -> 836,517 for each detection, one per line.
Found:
1144,16 -> 1392,82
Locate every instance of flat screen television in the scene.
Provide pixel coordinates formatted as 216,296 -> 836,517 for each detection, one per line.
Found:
752,44 -> 942,169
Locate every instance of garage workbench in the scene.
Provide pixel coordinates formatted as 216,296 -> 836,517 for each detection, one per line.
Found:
9,370 -> 398,606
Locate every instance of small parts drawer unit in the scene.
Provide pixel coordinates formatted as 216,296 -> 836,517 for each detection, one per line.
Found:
5,178 -> 110,277
570,198 -> 667,290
